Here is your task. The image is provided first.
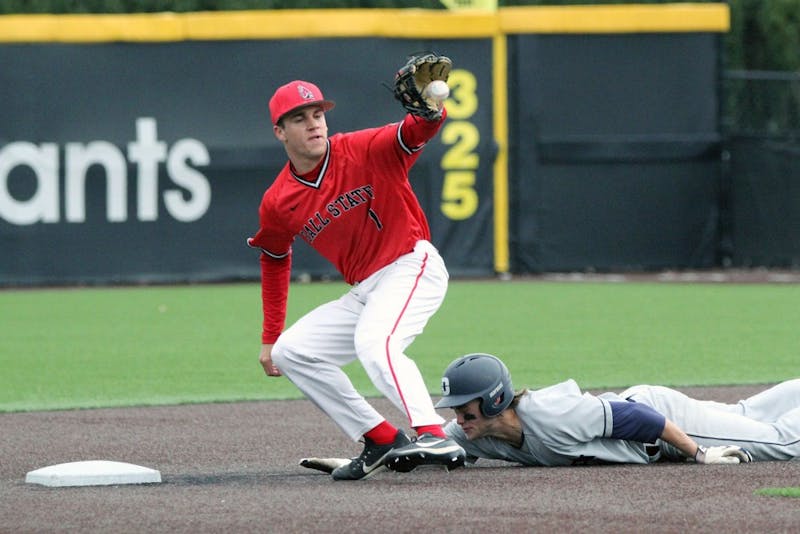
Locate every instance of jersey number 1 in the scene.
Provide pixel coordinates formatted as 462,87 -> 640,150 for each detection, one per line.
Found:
368,208 -> 383,230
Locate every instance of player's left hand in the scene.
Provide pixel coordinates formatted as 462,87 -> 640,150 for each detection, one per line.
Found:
694,445 -> 753,464
393,52 -> 452,120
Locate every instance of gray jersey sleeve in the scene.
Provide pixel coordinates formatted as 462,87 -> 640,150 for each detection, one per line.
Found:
444,380 -> 651,466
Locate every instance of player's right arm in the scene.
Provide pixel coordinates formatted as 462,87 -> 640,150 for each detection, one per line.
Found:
610,401 -> 752,464
248,194 -> 294,376
251,249 -> 291,377
259,343 -> 280,377
255,247 -> 292,344
252,251 -> 290,377
659,418 -> 701,458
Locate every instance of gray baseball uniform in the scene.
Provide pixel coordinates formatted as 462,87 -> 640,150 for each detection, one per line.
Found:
444,379 -> 800,466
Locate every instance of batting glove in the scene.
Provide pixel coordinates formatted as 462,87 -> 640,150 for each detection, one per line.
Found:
694,445 -> 753,464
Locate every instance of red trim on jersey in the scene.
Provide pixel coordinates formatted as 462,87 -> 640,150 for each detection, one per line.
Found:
398,108 -> 447,152
384,251 -> 429,425
290,140 -> 330,189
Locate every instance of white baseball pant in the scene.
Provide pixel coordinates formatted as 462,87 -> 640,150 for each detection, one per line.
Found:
622,379 -> 800,461
271,240 -> 447,441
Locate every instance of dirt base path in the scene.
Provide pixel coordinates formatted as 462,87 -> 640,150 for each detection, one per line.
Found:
2,386 -> 799,533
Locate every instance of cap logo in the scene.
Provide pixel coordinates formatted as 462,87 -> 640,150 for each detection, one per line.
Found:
297,84 -> 315,101
441,377 -> 451,396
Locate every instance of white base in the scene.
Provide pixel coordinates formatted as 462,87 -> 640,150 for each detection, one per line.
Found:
25,460 -> 161,487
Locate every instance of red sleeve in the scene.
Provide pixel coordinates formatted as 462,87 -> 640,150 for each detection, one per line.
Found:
247,186 -> 294,345
398,107 -> 447,150
259,249 -> 291,344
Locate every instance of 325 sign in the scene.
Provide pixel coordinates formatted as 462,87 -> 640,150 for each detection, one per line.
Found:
439,69 -> 479,221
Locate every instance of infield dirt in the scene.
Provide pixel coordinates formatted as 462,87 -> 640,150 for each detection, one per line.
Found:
2,387 -> 799,533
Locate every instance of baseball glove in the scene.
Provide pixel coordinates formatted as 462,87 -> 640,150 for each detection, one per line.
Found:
393,52 -> 452,120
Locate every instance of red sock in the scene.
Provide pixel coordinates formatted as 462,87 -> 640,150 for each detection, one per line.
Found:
364,420 -> 399,445
414,425 -> 446,439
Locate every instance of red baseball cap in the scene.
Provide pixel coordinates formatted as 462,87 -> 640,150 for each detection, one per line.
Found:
269,80 -> 335,125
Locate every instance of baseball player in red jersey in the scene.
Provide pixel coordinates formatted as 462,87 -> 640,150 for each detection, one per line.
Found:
248,54 -> 466,480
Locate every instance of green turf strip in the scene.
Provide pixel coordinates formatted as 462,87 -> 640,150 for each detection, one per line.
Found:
1,280 -> 798,412
755,487 -> 800,498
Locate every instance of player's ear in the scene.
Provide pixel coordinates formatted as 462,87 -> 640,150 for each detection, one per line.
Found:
273,123 -> 286,141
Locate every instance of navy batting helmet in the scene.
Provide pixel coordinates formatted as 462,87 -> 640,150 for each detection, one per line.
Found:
434,353 -> 514,417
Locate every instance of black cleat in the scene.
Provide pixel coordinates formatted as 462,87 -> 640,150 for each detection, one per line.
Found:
383,433 -> 466,473
331,430 -> 412,481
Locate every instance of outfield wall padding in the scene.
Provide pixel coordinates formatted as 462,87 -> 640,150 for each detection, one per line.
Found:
0,6 -> 739,285
0,38 -> 495,284
509,32 -> 723,272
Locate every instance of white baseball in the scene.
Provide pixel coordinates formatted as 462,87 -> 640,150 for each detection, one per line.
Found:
424,80 -> 450,102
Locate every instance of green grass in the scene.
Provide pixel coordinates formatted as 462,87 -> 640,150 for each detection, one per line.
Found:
755,487 -> 800,498
1,280 -> 799,412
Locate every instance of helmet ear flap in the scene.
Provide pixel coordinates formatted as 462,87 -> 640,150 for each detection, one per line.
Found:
480,379 -> 513,418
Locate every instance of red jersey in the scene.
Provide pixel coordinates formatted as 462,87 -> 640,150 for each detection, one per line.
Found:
248,112 -> 445,343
